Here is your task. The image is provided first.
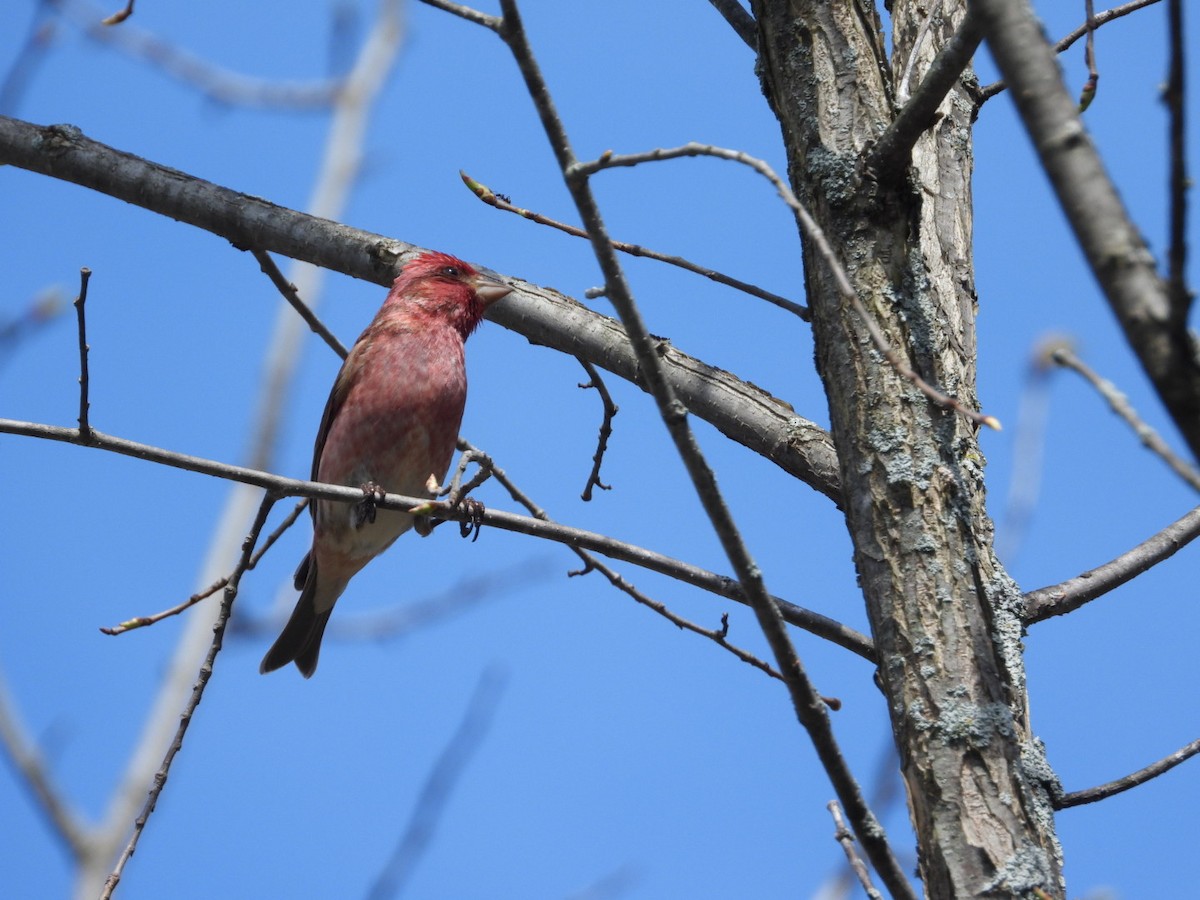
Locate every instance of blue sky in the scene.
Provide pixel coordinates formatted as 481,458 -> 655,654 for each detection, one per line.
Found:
2,1 -> 1197,898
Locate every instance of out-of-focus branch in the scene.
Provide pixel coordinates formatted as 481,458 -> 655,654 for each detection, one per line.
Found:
0,673 -> 90,863
0,115 -> 843,504
366,666 -> 506,900
1023,501 -> 1200,623
48,0 -> 343,109
975,0 -> 1200,460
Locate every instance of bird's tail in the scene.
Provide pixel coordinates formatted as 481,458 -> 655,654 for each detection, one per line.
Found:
259,552 -> 336,678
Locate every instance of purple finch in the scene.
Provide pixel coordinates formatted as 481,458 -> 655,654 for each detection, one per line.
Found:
260,251 -> 511,677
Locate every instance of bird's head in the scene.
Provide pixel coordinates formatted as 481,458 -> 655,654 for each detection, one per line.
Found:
391,251 -> 512,338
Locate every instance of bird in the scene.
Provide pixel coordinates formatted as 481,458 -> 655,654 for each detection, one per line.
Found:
259,251 -> 512,677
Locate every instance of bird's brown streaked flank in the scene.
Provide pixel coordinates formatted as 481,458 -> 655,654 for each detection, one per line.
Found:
260,251 -> 512,677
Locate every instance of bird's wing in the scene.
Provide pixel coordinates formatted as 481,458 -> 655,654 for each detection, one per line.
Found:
309,339 -> 370,502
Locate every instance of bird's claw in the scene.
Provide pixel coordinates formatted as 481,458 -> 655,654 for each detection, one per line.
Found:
354,482 -> 384,528
456,497 -> 486,542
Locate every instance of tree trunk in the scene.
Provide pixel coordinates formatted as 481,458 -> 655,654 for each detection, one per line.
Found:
750,1 -> 1064,896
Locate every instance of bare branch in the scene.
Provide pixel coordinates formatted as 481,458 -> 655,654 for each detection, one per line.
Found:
978,0 -> 1162,103
706,0 -> 757,50
577,359 -> 617,500
72,267 -> 92,440
1023,501 -> 1200,623
574,141 -> 998,430
1051,347 -> 1200,491
828,800 -> 884,900
366,667 -> 506,900
489,2 -> 911,894
414,0 -> 501,31
100,492 -> 278,900
457,440 -> 829,687
1057,737 -> 1200,807
0,115 -> 843,502
0,416 -> 874,660
870,8 -> 983,178
460,170 -> 809,318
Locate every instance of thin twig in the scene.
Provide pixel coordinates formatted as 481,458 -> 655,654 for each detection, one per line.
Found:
575,142 -> 996,429
456,440 -> 841,687
414,0 -> 501,31
459,170 -> 809,319
1051,347 -> 1200,491
978,0 -> 1161,103
1164,0 -> 1189,323
0,416 -> 875,659
1078,0 -> 1099,110
1057,737 -> 1200,807
489,3 -> 911,894
366,666 -> 506,900
99,492 -> 278,899
706,0 -> 756,50
101,499 -> 309,634
252,249 -> 348,358
1023,501 -> 1200,623
577,359 -> 617,500
828,801 -> 884,900
73,267 -> 92,440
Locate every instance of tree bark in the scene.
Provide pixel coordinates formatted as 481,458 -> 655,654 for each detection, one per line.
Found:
750,1 -> 1064,896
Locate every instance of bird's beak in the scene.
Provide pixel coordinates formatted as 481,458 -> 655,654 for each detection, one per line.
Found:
472,272 -> 513,307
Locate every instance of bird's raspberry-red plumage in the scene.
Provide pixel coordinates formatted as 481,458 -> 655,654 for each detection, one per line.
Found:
260,251 -> 511,677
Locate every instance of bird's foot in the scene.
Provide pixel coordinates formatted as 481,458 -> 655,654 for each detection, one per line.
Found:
456,497 -> 486,542
354,481 -> 384,528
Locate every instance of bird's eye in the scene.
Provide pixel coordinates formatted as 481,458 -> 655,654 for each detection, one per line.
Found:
440,265 -> 461,278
